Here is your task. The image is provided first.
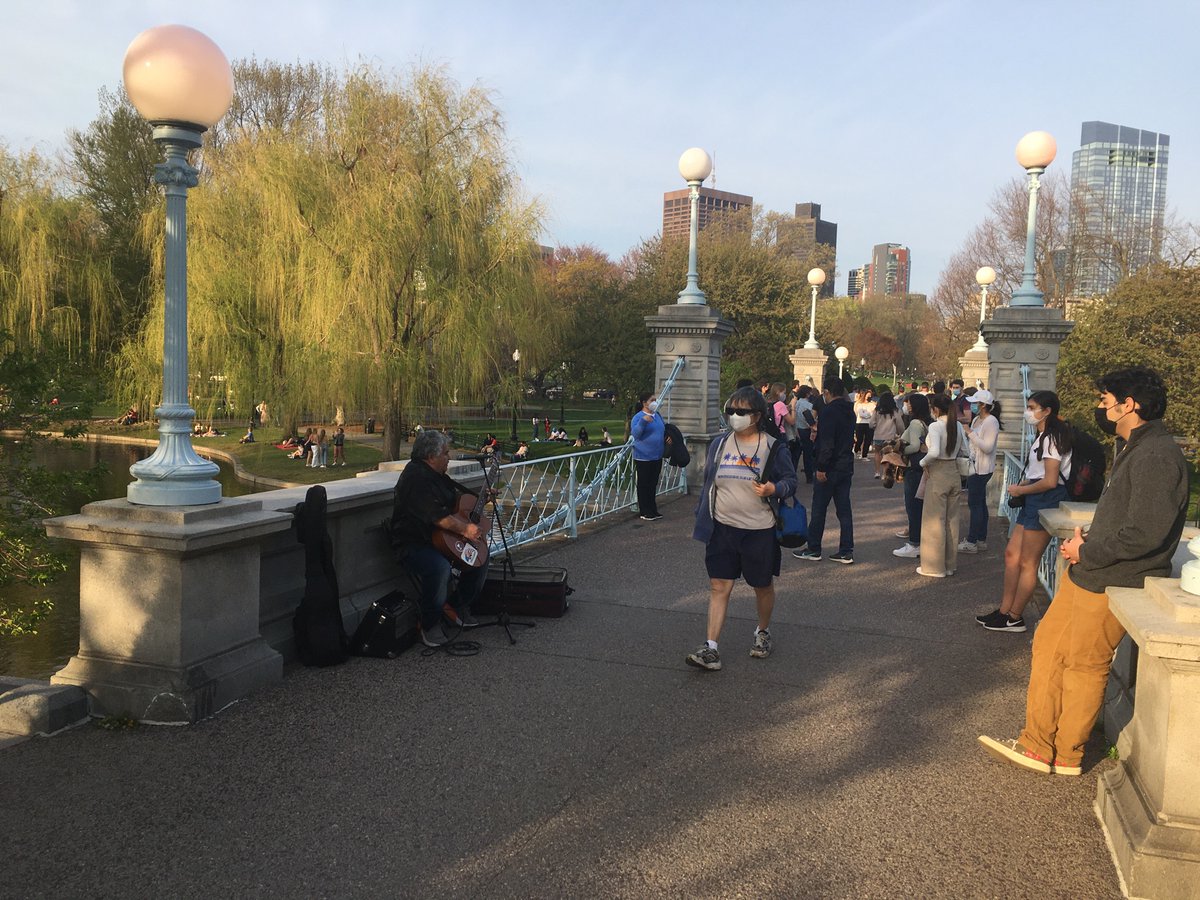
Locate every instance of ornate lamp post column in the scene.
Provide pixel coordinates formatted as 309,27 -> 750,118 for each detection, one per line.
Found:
803,267 -> 825,349
1010,131 -> 1057,308
676,147 -> 713,305
971,265 -> 997,351
835,346 -> 849,380
123,25 -> 234,505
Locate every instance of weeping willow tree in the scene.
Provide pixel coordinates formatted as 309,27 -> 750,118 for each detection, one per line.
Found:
117,62 -> 561,458
0,146 -> 119,360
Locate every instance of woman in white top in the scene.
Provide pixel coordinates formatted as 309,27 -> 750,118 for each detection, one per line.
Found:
978,390 -> 1073,633
916,393 -> 967,577
960,390 -> 1000,553
853,390 -> 876,460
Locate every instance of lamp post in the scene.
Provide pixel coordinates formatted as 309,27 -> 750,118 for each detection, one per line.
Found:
1010,131 -> 1056,308
559,362 -> 567,424
803,267 -> 826,349
676,147 -> 713,305
835,346 -> 849,380
510,349 -> 521,441
122,25 -> 233,506
971,265 -> 998,350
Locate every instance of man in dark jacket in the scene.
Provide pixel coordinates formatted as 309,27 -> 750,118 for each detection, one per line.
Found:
794,376 -> 856,564
980,367 -> 1190,776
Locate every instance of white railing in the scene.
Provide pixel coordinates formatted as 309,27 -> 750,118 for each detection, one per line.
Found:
487,356 -> 689,554
999,449 -> 1060,599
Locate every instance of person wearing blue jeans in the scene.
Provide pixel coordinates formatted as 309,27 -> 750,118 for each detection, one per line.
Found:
960,390 -> 1000,552
793,376 -> 856,564
394,542 -> 489,635
965,473 -> 992,543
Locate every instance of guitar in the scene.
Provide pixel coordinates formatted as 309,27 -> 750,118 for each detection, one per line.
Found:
432,455 -> 499,569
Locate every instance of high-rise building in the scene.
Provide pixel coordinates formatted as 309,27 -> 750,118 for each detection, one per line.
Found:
863,243 -> 910,297
1069,121 -> 1169,296
662,187 -> 753,239
847,268 -> 864,298
777,202 -> 837,295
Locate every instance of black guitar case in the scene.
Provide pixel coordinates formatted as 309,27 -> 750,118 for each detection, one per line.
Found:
292,484 -> 349,666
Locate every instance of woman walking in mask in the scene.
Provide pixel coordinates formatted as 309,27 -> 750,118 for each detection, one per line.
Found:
687,387 -> 798,671
977,390 -> 1072,633
631,391 -> 666,521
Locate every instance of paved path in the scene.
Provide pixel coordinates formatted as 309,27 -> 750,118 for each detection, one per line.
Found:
0,463 -> 1122,898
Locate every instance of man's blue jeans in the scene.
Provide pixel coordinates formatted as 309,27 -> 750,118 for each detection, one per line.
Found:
395,543 -> 489,629
966,472 -> 993,543
807,468 -> 854,554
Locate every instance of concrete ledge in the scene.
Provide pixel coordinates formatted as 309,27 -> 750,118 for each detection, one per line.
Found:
0,677 -> 89,737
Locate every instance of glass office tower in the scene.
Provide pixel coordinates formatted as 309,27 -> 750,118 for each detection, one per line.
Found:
1069,121 -> 1169,296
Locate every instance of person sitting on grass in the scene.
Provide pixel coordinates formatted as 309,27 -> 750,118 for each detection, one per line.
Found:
239,425 -> 255,444
514,441 -> 529,460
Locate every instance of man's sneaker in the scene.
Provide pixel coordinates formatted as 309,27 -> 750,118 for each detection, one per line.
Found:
873,473 -> 881,479
792,547 -> 822,561
750,628 -> 772,658
443,605 -> 479,629
893,543 -> 920,558
686,645 -> 721,671
419,619 -> 448,647
983,615 -> 1027,633
639,514 -> 663,521
1051,759 -> 1082,776
975,608 -> 1006,627
977,736 -> 1052,774
828,551 -> 854,565
894,528 -> 909,539
915,566 -> 946,578
958,540 -> 978,553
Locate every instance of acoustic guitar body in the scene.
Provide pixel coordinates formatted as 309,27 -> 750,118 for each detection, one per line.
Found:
433,492 -> 492,569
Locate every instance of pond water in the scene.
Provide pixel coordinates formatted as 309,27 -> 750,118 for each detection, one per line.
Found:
0,440 -> 262,680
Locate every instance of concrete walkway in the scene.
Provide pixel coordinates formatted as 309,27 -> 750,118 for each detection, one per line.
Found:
0,464 -> 1122,898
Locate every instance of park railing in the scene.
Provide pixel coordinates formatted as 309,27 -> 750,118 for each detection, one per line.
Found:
998,449 -> 1060,599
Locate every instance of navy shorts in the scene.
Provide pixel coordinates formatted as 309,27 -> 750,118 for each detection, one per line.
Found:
705,520 -> 781,588
1016,485 -> 1068,531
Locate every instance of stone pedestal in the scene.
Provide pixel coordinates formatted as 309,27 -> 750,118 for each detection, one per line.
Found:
790,347 -> 828,392
46,497 -> 293,723
1096,577 -> 1200,898
645,303 -> 734,489
958,346 -> 989,391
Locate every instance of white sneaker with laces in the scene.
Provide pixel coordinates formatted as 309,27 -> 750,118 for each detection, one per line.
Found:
958,540 -> 978,553
893,543 -> 920,558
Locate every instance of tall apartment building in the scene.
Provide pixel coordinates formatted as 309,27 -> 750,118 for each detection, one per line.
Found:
662,187 -> 753,239
1069,121 -> 1169,296
847,268 -> 864,298
862,243 -> 910,297
778,202 -> 837,295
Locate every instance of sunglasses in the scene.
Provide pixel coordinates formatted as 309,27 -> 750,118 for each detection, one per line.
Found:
724,407 -> 756,416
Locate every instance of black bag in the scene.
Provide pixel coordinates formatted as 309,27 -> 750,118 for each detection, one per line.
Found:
349,590 -> 419,658
761,400 -> 785,441
662,422 -> 691,468
1063,426 -> 1106,502
475,565 -> 572,617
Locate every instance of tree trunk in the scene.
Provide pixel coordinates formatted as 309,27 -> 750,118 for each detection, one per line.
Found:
382,379 -> 404,461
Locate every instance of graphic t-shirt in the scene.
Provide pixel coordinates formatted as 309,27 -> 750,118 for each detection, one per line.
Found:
713,433 -> 776,530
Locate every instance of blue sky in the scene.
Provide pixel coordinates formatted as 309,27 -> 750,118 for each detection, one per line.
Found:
3,0 -> 1197,296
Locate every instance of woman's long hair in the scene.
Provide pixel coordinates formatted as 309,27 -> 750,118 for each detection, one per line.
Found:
876,391 -> 899,416
1029,390 -> 1072,457
906,392 -> 932,425
929,394 -> 958,456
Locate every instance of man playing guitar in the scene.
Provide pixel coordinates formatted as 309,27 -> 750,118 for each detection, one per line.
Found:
390,430 -> 494,646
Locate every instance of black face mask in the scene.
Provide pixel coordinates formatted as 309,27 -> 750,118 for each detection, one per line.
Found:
1094,406 -> 1119,436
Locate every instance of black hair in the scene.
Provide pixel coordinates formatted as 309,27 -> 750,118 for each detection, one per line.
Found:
734,378 -> 754,390
876,391 -> 899,416
1028,390 -> 1072,457
932,380 -> 946,396
1095,366 -> 1168,421
929,393 -> 959,455
905,392 -> 932,425
726,386 -> 768,431
949,378 -> 964,388
637,390 -> 655,408
824,376 -> 847,397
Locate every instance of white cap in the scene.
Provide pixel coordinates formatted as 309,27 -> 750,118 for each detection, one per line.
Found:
972,390 -> 993,405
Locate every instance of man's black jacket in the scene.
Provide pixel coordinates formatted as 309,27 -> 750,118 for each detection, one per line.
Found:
814,396 -> 855,474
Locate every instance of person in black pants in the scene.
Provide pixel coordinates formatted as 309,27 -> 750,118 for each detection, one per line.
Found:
794,376 -> 856,564
630,390 -> 666,520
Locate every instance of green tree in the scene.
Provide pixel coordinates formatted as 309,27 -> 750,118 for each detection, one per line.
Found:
1058,264 -> 1200,459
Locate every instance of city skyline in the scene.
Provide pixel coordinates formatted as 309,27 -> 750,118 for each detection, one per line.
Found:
3,2 -> 1200,297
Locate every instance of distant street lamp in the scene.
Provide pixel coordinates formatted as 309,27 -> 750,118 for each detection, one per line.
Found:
1010,131 -> 1056,307
122,25 -> 233,506
971,265 -> 998,350
559,362 -> 567,424
510,349 -> 521,441
676,147 -> 713,305
835,346 -> 849,380
803,267 -> 826,349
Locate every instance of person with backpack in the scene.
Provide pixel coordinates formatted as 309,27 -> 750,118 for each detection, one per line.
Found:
959,390 -> 1000,553
979,367 -> 1189,776
977,390 -> 1072,633
762,381 -> 789,442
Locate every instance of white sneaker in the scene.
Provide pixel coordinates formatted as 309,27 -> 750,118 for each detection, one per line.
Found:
958,540 -> 978,553
893,543 -> 920,558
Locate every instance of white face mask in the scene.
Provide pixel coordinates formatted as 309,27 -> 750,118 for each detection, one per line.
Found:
647,400 -> 659,413
1023,408 -> 1041,426
728,413 -> 753,432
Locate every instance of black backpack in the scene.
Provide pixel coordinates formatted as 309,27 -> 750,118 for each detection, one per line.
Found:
1063,426 -> 1107,502
761,400 -> 785,441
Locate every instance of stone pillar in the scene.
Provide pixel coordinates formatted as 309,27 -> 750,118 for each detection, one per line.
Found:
958,346 -> 989,392
979,307 -> 1074,508
645,303 -> 734,489
1097,577 -> 1200,898
789,347 -> 828,393
46,497 -> 292,723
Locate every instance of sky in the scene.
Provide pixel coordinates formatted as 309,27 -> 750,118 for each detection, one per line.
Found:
3,0 -> 1198,296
